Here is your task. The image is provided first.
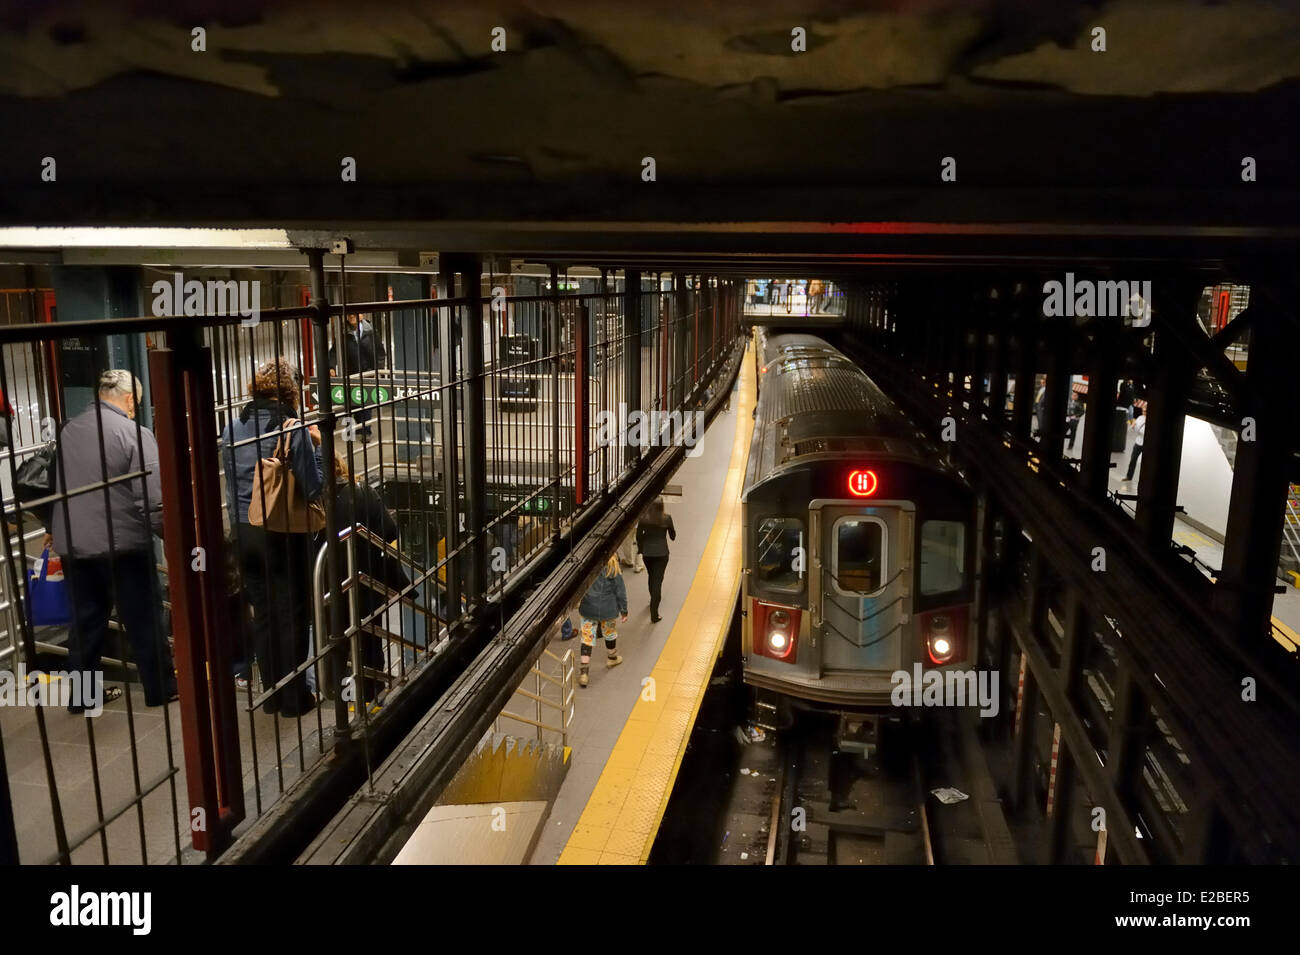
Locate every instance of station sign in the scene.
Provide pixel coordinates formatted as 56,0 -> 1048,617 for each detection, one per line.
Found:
329,384 -> 441,404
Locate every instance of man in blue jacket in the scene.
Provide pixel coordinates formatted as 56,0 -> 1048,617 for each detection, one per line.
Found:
576,556 -> 628,687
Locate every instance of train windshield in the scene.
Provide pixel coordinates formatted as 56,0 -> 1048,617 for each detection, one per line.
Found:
920,520 -> 966,595
834,518 -> 885,594
755,517 -> 803,591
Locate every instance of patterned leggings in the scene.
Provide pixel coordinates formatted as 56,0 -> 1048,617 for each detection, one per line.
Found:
580,618 -> 618,661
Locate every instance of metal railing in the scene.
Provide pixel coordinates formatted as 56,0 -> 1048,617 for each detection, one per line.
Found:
311,523 -> 444,715
0,264 -> 742,864
494,647 -> 576,751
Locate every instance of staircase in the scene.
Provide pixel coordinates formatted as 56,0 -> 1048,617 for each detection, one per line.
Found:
1210,423 -> 1239,470
439,730 -> 571,806
1283,486 -> 1300,585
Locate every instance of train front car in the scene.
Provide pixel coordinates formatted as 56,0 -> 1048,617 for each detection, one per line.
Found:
743,333 -> 976,716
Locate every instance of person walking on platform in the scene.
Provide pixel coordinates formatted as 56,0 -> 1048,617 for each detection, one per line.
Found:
53,370 -> 177,712
222,358 -> 323,717
577,556 -> 627,688
1125,406 -> 1147,482
617,528 -> 643,573
636,497 -> 676,623
328,312 -> 387,442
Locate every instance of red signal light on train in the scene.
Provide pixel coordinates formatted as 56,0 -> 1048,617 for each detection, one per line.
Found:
847,469 -> 878,497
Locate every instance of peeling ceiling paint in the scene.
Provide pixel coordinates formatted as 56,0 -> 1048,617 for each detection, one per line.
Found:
0,0 -> 1296,99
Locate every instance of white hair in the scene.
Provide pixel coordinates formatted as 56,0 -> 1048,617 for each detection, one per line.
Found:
98,369 -> 143,402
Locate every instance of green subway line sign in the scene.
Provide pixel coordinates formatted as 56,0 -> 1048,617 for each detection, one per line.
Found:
330,385 -> 391,405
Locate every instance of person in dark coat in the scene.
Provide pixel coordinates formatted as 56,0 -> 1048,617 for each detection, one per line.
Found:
324,452 -> 411,704
576,556 -> 628,688
328,313 -> 387,440
221,358 -> 323,717
636,497 -> 676,623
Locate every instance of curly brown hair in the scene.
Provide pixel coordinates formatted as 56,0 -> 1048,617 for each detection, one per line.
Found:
251,358 -> 301,408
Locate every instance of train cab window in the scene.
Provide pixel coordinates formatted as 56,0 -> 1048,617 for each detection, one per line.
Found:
833,517 -> 886,595
755,517 -> 803,592
920,520 -> 966,595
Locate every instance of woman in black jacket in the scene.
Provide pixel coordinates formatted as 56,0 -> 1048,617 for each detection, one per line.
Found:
635,498 -> 676,623
324,453 -> 411,704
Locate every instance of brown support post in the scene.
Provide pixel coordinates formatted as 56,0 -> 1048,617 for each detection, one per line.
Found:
150,338 -> 243,857
181,335 -> 244,842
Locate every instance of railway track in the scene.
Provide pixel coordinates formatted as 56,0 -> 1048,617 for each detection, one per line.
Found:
764,715 -> 935,866
651,631 -> 1017,865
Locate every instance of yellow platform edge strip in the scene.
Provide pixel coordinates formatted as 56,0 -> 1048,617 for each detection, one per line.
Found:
558,342 -> 756,865
1272,616 -> 1299,654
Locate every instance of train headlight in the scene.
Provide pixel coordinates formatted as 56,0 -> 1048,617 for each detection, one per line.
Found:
753,601 -> 800,663
920,607 -> 967,666
767,608 -> 792,651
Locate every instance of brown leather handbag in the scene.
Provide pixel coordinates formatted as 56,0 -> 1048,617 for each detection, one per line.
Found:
248,419 -> 326,534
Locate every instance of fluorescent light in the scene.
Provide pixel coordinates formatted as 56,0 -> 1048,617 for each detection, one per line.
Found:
0,227 -> 293,249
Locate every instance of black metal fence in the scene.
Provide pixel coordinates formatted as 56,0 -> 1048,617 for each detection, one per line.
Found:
0,263 -> 741,864
840,273 -> 1300,864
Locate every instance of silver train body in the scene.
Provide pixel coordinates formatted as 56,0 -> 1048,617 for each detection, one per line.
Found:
741,331 -> 977,710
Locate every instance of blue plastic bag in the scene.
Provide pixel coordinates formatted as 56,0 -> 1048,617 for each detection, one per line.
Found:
560,618 -> 575,641
28,548 -> 72,627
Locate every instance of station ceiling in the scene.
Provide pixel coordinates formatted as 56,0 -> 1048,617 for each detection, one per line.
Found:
0,0 -> 1297,264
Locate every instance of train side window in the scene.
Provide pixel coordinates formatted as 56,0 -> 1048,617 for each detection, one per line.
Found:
920,520 -> 966,595
832,517 -> 886,596
755,517 -> 804,592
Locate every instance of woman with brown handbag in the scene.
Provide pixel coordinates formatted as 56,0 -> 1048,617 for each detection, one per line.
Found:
221,358 -> 324,717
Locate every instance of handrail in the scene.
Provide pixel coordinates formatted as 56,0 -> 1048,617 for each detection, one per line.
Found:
494,645 -> 575,750
311,522 -> 443,706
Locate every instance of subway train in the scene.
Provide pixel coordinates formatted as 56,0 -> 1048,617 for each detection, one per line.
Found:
741,331 -> 977,721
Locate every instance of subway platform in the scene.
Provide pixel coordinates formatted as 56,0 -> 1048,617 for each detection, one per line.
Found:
519,345 -> 756,865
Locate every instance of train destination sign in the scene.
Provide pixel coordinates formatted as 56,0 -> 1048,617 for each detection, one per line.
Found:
847,469 -> 878,497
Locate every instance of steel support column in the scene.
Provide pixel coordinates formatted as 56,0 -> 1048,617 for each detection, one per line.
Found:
1041,314 -> 1072,465
436,269 -> 462,616
624,269 -> 643,471
447,254 -> 487,607
1079,316 -> 1122,499
987,290 -> 1010,428
1213,290 -> 1295,643
1012,287 -> 1037,442
574,300 -> 589,506
1134,281 -> 1199,547
305,251 -> 352,734
549,265 -> 562,539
